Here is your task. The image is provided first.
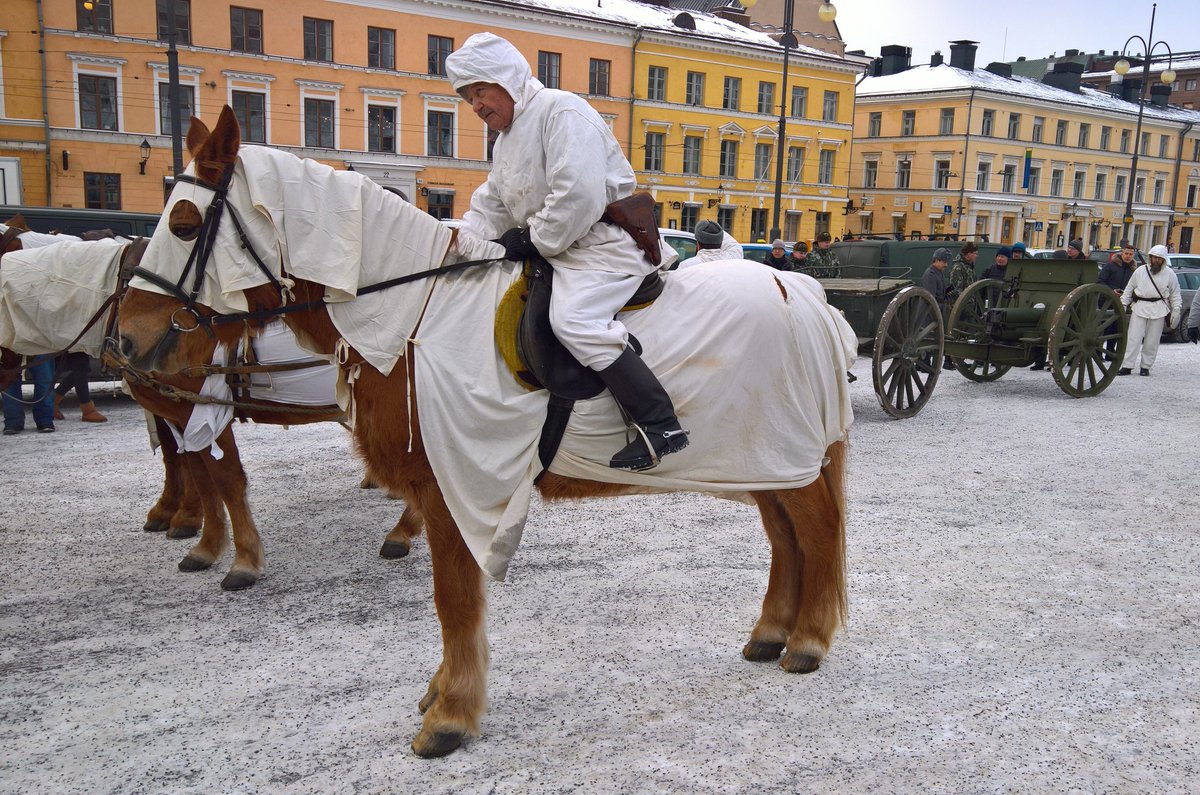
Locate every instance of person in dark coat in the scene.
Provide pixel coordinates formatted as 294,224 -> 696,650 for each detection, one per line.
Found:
982,246 -> 1011,281
1066,239 -> 1087,260
1098,242 -> 1138,358
764,239 -> 792,271
921,247 -> 955,370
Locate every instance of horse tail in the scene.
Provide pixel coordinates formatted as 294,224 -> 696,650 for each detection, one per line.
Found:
822,435 -> 849,628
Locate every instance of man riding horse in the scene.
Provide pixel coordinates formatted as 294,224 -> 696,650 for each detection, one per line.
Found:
446,33 -> 688,472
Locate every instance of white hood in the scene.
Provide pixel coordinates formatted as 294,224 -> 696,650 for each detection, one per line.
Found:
444,33 -> 543,126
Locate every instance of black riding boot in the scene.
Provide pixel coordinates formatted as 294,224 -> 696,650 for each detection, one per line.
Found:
596,347 -> 689,471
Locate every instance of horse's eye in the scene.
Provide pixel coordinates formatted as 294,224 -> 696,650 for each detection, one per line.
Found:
169,200 -> 202,241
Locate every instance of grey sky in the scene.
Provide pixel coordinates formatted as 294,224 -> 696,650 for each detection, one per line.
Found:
835,0 -> 1200,67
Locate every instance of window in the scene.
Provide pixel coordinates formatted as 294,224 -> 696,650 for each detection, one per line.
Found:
84,173 -> 120,209
757,82 -> 775,115
940,108 -> 955,135
896,159 -> 912,189
1154,178 -> 1164,204
934,159 -> 951,189
1114,174 -> 1127,204
750,208 -> 767,242
1055,120 -> 1067,146
868,112 -> 882,137
863,159 -> 877,188
719,140 -> 738,179
78,74 -> 117,131
1072,170 -> 1085,198
1140,131 -> 1149,155
230,7 -> 263,54
1120,129 -> 1131,153
784,212 -> 801,241
1159,135 -> 1170,158
685,71 -> 705,106
368,27 -> 395,70
427,110 -> 454,157
232,90 -> 266,143
589,59 -> 610,96
787,147 -> 805,181
981,109 -> 994,137
77,0 -> 113,34
1187,79 -> 1198,91
1188,184 -> 1197,208
1050,169 -> 1063,196
1008,113 -> 1021,139
647,66 -> 667,101
680,205 -> 699,233
303,18 -> 333,62
976,161 -> 990,191
428,36 -> 453,76
303,98 -> 334,147
158,0 -> 191,45
723,77 -> 741,111
1077,123 -> 1090,148
1032,116 -> 1044,143
537,52 -> 561,89
1002,164 -> 1016,193
901,110 -> 915,136
791,86 -> 807,118
426,190 -> 453,220
1100,126 -> 1111,150
822,91 -> 838,121
682,136 -> 702,175
718,206 -> 736,232
1027,166 -> 1040,194
1094,172 -> 1107,201
157,82 -> 194,136
644,131 -> 665,172
1134,176 -> 1145,203
818,150 -> 835,185
754,142 -> 772,179
1195,139 -> 1200,161
367,105 -> 395,153
814,212 -> 831,238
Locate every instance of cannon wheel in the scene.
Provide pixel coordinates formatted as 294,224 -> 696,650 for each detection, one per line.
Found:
1048,284 -> 1128,398
871,286 -> 944,419
946,279 -> 1010,382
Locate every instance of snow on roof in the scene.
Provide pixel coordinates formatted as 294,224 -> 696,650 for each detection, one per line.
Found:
502,0 -> 833,59
858,63 -> 1200,125
1084,55 -> 1200,79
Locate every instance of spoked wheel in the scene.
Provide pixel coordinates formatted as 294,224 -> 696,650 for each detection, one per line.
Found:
947,279 -> 1010,382
872,286 -> 944,419
1048,284 -> 1128,397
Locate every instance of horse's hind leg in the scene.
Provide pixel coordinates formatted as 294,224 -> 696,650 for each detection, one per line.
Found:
745,492 -> 801,663
177,452 -> 230,574
380,504 -> 423,559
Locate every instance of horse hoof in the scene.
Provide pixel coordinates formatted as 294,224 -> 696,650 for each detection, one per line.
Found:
359,476 -> 377,489
166,524 -> 199,540
780,650 -> 822,674
178,554 -> 213,572
411,730 -> 463,759
143,519 -> 169,533
379,540 -> 410,559
742,640 -> 785,662
220,570 -> 259,591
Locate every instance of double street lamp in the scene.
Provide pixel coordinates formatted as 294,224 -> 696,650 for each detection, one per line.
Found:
1114,2 -> 1175,246
741,0 -> 838,243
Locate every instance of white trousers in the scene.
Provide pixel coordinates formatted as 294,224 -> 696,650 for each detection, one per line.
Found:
549,267 -> 642,369
1122,314 -> 1166,370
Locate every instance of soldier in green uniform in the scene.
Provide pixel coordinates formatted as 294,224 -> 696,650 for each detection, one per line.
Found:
804,232 -> 841,278
946,240 -> 979,305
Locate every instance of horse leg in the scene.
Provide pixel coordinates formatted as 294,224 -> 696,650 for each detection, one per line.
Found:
143,415 -> 199,536
177,452 -> 231,573
166,453 -> 205,539
407,484 -> 487,758
776,440 -> 849,674
196,426 -> 264,591
744,492 -> 800,663
380,504 -> 424,559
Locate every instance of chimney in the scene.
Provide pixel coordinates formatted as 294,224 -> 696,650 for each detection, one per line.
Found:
1042,60 -> 1084,93
1122,78 -> 1142,104
1017,56 -> 1026,62
931,50 -> 944,67
878,45 -> 912,76
1150,83 -> 1171,108
949,40 -> 978,71
712,7 -> 750,26
985,62 -> 1013,78
1065,48 -> 1080,58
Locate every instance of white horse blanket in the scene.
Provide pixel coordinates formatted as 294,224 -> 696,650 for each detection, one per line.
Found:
0,237 -> 125,357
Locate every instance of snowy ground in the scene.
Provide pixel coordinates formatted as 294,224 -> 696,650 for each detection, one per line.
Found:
2,344 -> 1198,794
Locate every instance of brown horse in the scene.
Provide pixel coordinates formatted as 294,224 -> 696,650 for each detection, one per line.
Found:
116,107 -> 848,757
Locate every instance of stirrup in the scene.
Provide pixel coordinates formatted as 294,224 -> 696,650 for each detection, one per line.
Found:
610,425 -> 690,472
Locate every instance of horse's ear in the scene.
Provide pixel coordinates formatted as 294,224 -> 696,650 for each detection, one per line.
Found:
185,116 -> 210,157
207,106 -> 242,161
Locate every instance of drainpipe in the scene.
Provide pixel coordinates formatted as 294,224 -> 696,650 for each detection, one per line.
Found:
956,88 -> 976,240
627,27 -> 644,164
1167,120 -> 1194,242
36,0 -> 52,205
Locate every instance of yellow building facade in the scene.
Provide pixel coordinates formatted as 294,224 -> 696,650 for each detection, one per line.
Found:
853,44 -> 1200,253
1,0 -> 863,244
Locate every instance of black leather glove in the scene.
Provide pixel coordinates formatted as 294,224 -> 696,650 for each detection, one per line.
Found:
494,227 -> 539,262
1189,325 -> 1199,344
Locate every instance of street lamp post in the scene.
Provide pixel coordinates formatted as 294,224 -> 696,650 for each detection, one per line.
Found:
1114,2 -> 1175,247
741,0 -> 837,243
165,0 -> 184,176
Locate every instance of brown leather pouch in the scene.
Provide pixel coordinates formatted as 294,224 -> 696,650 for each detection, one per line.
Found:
601,191 -> 662,267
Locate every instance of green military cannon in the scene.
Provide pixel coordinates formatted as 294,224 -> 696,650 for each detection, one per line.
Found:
944,258 -> 1129,397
